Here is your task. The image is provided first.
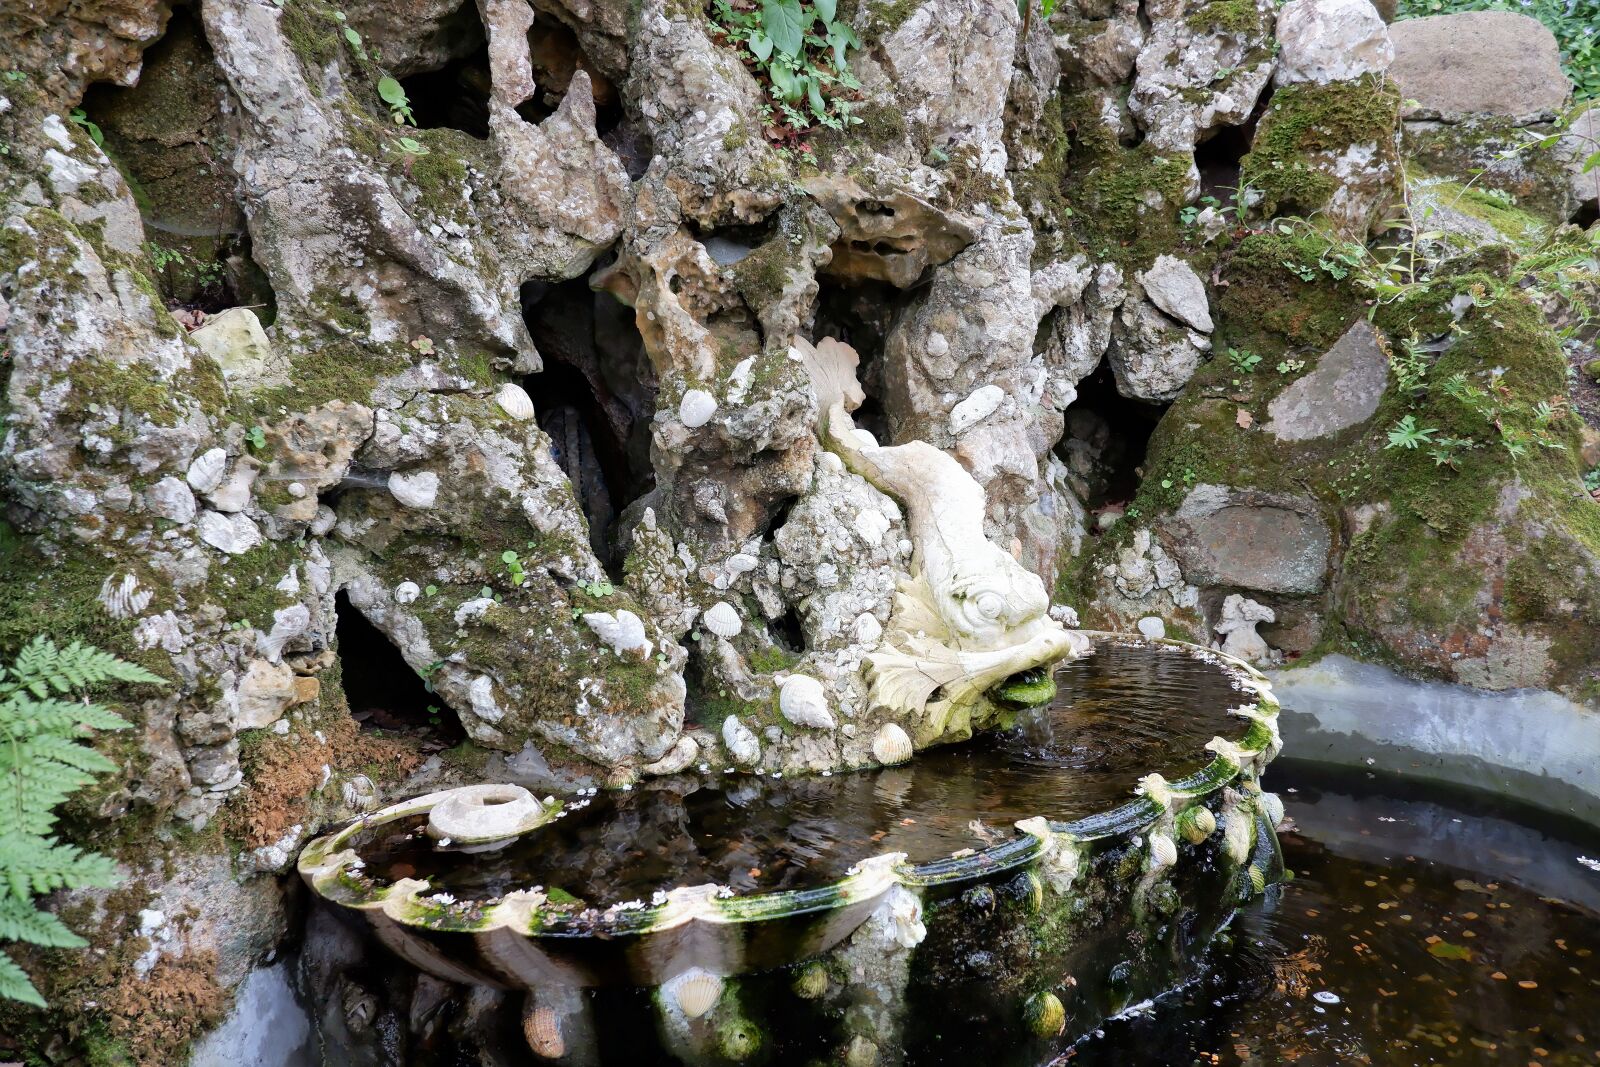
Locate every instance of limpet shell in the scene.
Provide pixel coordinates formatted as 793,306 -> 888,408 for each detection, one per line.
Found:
664,967 -> 723,1019
701,601 -> 743,638
871,722 -> 913,765
496,382 -> 536,421
679,388 -> 718,428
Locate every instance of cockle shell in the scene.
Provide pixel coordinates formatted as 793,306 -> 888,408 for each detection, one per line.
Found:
99,573 -> 153,620
340,774 -> 377,812
701,601 -> 743,638
1178,805 -> 1217,844
853,613 -> 883,645
393,581 -> 421,604
844,1035 -> 881,1067
779,674 -> 835,730
664,967 -> 723,1018
496,382 -> 535,421
1147,832 -> 1178,869
1259,791 -> 1285,828
186,447 -> 228,494
522,1003 -> 564,1059
679,388 -> 718,428
722,715 -> 760,765
871,722 -> 913,765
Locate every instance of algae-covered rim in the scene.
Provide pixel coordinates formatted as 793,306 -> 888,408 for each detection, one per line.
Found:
298,633 -> 1281,938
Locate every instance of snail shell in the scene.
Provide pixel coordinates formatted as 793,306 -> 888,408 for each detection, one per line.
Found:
700,601 -> 743,638
664,967 -> 723,1019
778,674 -> 835,730
679,388 -> 718,428
496,382 -> 536,421
871,722 -> 913,765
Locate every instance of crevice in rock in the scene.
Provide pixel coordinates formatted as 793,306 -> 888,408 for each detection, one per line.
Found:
813,278 -> 899,442
767,603 -> 808,655
1057,359 -> 1168,520
1194,120 -> 1255,204
521,278 -> 656,572
518,13 -> 623,135
399,41 -> 492,139
1573,200 -> 1598,230
335,591 -> 465,745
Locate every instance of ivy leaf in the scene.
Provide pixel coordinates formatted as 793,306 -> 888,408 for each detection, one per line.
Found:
761,0 -> 807,58
815,0 -> 837,22
748,28 -> 774,61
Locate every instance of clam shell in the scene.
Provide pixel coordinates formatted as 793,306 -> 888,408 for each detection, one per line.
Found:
388,470 -> 439,510
1259,791 -> 1285,828
844,1035 -> 881,1067
779,674 -> 835,730
701,601 -> 743,638
1148,832 -> 1178,869
99,574 -> 152,620
522,1004 -> 564,1059
496,382 -> 536,421
1178,805 -> 1217,844
852,613 -> 883,645
1137,616 -> 1166,640
679,388 -> 718,428
871,722 -> 913,765
186,447 -> 228,494
664,967 -> 723,1019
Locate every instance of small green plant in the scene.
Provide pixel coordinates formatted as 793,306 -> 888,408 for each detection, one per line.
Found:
245,425 -> 268,451
580,579 -> 615,598
392,136 -> 430,159
501,550 -> 527,587
1275,359 -> 1305,375
1584,467 -> 1600,493
67,108 -> 103,147
1426,435 -> 1476,471
1227,347 -> 1263,374
0,636 -> 165,1005
333,10 -> 366,59
709,0 -> 862,134
376,76 -> 415,126
1385,414 -> 1437,450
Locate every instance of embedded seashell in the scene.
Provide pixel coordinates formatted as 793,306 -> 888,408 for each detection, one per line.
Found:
1222,808 -> 1253,865
844,1035 -> 880,1067
1137,616 -> 1166,640
663,967 -> 723,1019
495,382 -> 535,421
1259,791 -> 1285,828
388,470 -> 439,510
1248,865 -> 1267,895
778,674 -> 835,730
853,613 -> 883,645
722,715 -> 760,765
701,601 -> 743,638
583,609 -> 652,659
1178,805 -> 1217,844
792,961 -> 829,1000
949,383 -> 1004,435
871,723 -> 913,765
1023,991 -> 1066,1038
340,774 -> 377,812
679,388 -> 718,428
727,552 -> 760,574
642,735 -> 698,776
99,573 -> 153,620
393,581 -> 421,605
186,448 -> 228,494
1147,832 -> 1178,869
522,1003 -> 564,1059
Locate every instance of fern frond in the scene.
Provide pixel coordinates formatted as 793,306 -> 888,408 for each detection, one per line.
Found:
0,947 -> 45,1008
6,636 -> 166,698
0,896 -> 86,949
0,833 -> 120,900
0,693 -> 131,736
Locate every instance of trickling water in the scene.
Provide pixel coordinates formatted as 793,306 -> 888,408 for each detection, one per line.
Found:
351,643 -> 1246,905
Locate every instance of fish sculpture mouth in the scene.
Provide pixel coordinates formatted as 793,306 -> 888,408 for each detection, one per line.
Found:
991,664 -> 1058,708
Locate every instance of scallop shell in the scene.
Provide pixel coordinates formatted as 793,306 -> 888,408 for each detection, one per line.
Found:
1178,805 -> 1217,844
99,573 -> 153,620
1259,791 -> 1285,828
701,601 -> 743,638
679,388 -> 718,428
871,722 -> 913,765
496,382 -> 536,421
393,581 -> 421,605
664,967 -> 723,1019
852,613 -> 883,645
726,552 -> 760,574
1147,832 -> 1178,869
779,674 -> 835,730
1137,616 -> 1166,640
340,774 -> 377,812
186,447 -> 228,494
522,1004 -> 564,1059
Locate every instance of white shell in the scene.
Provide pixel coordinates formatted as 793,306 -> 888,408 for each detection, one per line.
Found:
99,574 -> 152,620
582,609 -> 652,659
523,1004 -> 564,1059
388,470 -> 439,509
642,735 -> 698,776
197,510 -> 262,555
186,447 -> 228,494
700,601 -> 743,638
1148,832 -> 1178,869
726,552 -> 760,574
1222,809 -> 1253,864
496,382 -> 536,421
341,774 -> 377,812
679,389 -> 718,428
949,384 -> 1004,435
722,715 -> 760,765
664,967 -> 724,1019
871,722 -> 913,765
1259,791 -> 1286,828
1180,805 -> 1217,844
1137,616 -> 1166,640
853,613 -> 883,645
394,581 -> 421,604
779,674 -> 836,730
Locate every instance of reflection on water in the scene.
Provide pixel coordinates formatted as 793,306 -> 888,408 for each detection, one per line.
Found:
1066,762 -> 1600,1066
355,644 -> 1245,904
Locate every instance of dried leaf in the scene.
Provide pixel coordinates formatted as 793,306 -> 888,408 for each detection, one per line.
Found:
1236,408 -> 1253,429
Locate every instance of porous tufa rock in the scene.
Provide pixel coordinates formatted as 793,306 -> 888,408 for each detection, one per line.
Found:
722,715 -> 761,765
1023,991 -> 1066,1038
388,470 -> 440,509
426,783 -> 547,846
495,382 -> 536,421
186,447 -> 228,494
583,609 -> 653,659
1274,0 -> 1393,86
1137,616 -> 1166,640
642,734 -> 698,776
393,581 -> 421,604
1179,805 -> 1218,844
778,674 -> 836,730
701,601 -> 743,638
663,967 -> 724,1019
948,384 -> 1005,435
1147,832 -> 1179,869
678,388 -> 718,428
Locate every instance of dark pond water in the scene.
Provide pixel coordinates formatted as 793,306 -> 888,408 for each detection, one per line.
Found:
353,642 -> 1248,904
1064,761 -> 1600,1067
